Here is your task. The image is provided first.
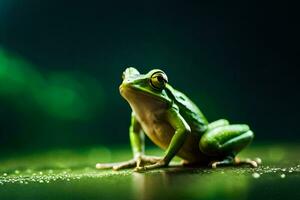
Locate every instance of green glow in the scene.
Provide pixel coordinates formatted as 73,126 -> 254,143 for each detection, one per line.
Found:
0,48 -> 104,120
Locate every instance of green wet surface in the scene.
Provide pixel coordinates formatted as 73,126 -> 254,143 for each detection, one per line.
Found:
0,144 -> 299,200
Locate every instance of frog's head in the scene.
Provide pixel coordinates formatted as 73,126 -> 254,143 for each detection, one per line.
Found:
119,67 -> 172,107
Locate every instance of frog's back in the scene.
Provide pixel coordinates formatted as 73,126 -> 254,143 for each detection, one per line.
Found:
165,85 -> 208,134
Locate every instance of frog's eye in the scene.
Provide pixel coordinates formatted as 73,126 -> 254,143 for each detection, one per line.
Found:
150,71 -> 168,90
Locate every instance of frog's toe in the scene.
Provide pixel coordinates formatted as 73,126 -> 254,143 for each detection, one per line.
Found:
112,160 -> 136,170
255,157 -> 262,165
95,163 -> 115,169
143,160 -> 167,170
96,160 -> 137,170
180,160 -> 195,167
133,166 -> 146,172
235,157 -> 261,168
141,155 -> 162,164
210,159 -> 233,169
211,162 -> 218,169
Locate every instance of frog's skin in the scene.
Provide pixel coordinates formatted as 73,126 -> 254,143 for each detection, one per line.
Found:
96,67 -> 259,172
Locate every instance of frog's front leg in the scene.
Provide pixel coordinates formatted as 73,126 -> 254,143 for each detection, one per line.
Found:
135,107 -> 190,172
96,112 -> 162,171
199,121 -> 260,168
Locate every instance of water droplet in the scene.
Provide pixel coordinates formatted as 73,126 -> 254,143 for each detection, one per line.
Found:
252,172 -> 260,178
3,173 -> 7,176
14,170 -> 20,174
280,174 -> 286,178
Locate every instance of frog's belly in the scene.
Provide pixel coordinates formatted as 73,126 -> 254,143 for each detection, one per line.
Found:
121,87 -> 209,163
140,119 -> 208,163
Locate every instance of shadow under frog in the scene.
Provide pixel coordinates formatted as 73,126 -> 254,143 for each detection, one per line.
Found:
131,167 -> 251,200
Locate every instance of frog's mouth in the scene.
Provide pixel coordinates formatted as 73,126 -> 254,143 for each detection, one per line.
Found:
119,84 -> 171,106
120,85 -> 171,113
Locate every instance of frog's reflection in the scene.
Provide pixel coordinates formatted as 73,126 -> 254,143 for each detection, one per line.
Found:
131,166 -> 251,200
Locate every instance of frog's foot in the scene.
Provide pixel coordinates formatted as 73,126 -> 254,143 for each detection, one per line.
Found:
95,155 -> 162,171
210,157 -> 261,169
134,159 -> 167,172
234,157 -> 262,167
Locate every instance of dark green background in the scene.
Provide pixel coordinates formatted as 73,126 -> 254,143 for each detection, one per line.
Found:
0,0 -> 299,152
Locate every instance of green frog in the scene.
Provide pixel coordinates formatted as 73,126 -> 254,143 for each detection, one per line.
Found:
96,67 -> 260,172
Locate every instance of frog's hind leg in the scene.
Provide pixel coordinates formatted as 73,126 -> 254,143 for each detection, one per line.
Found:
199,123 -> 259,168
207,119 -> 229,129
